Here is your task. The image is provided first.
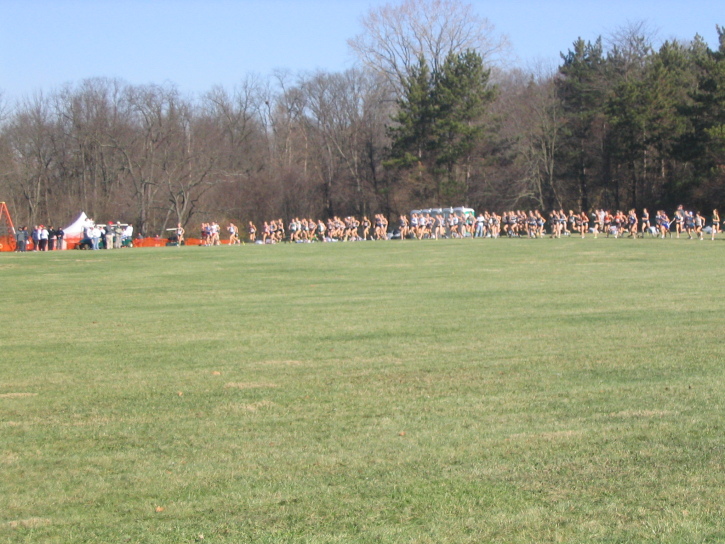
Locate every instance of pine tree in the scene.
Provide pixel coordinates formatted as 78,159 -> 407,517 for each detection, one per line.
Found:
386,57 -> 436,170
386,51 -> 495,204
555,38 -> 608,211
433,50 -> 495,200
680,27 -> 725,207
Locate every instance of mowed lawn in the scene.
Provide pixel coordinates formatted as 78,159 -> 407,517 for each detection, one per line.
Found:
2,238 -> 725,543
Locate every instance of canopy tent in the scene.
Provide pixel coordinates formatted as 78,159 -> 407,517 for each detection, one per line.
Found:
61,212 -> 94,249
62,212 -> 91,237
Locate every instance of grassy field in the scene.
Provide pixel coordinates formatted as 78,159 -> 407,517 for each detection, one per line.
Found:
2,238 -> 725,543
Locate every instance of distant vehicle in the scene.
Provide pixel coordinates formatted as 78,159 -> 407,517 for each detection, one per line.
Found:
410,206 -> 475,219
406,206 -> 476,239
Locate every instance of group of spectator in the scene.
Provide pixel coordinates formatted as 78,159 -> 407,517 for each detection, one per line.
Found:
83,222 -> 131,249
14,225 -> 65,251
12,221 -> 134,251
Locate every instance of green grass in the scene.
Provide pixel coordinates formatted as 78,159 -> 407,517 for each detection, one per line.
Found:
2,238 -> 725,543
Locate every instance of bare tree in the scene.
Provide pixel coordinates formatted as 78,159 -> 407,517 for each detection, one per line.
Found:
259,72 -> 318,218
158,100 -> 221,230
107,84 -> 182,235
203,78 -> 266,174
301,69 -> 377,217
273,68 -> 393,219
201,79 -> 268,221
498,66 -> 564,209
606,20 -> 657,80
53,78 -> 130,222
348,0 -> 508,95
0,90 -> 8,126
3,93 -> 57,226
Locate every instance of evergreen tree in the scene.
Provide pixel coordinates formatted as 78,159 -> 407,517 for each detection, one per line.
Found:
688,27 -> 725,206
641,39 -> 701,207
386,57 -> 435,170
386,50 -> 495,204
555,38 -> 608,210
433,50 -> 496,200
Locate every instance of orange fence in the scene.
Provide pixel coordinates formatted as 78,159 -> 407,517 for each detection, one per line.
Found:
181,238 -> 229,246
0,237 -> 74,251
131,237 -> 168,248
0,236 -> 234,251
0,235 -> 16,251
63,237 -> 81,250
132,237 -> 228,247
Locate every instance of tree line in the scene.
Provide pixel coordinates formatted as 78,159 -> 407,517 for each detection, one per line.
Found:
0,3 -> 723,234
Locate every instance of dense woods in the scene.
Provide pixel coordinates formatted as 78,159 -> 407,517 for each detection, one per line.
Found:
1,2 -> 724,234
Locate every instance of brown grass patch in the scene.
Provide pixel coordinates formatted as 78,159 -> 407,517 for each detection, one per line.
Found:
5,518 -> 51,529
2,421 -> 23,427
66,416 -> 114,427
0,392 -> 37,399
224,382 -> 278,389
241,400 -> 276,412
508,429 -> 584,441
539,429 -> 583,440
218,400 -> 277,413
1,452 -> 20,465
259,360 -> 303,366
609,409 -> 675,418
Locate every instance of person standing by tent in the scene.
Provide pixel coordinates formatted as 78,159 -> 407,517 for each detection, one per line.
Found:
15,226 -> 28,252
56,226 -> 64,250
47,226 -> 56,250
38,225 -> 49,251
113,222 -> 124,248
104,222 -> 115,249
30,226 -> 40,251
122,224 -> 133,245
90,224 -> 101,250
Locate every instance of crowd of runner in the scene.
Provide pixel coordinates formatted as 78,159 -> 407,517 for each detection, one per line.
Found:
13,205 -> 722,252
241,206 -> 721,243
248,215 -> 391,243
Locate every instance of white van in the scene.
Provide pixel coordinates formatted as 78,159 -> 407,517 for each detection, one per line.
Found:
410,207 -> 475,219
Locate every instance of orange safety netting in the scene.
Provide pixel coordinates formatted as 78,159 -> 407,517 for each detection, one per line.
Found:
0,235 -> 16,252
131,237 -> 169,248
64,237 -> 81,250
0,202 -> 16,251
182,238 -> 230,246
129,237 -> 233,247
2,234 -> 235,251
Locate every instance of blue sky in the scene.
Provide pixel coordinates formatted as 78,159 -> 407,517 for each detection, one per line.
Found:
1,0 -> 722,102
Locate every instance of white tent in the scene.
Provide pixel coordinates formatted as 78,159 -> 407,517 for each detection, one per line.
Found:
62,212 -> 90,237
